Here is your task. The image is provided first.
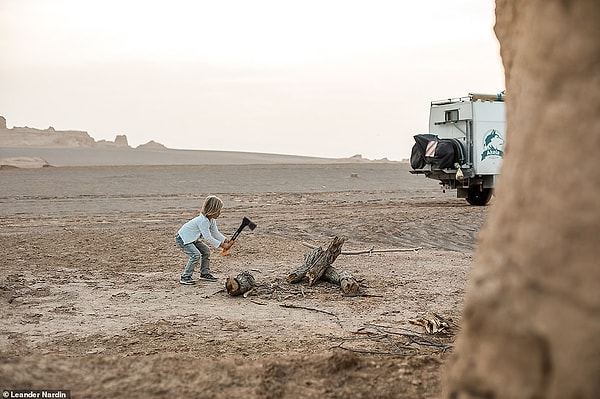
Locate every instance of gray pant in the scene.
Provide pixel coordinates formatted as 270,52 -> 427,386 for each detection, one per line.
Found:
175,234 -> 211,278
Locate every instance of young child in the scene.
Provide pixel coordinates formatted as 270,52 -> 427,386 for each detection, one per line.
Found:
175,195 -> 233,285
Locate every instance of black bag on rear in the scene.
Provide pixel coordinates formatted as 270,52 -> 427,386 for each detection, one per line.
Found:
431,139 -> 455,169
410,134 -> 458,170
410,134 -> 438,169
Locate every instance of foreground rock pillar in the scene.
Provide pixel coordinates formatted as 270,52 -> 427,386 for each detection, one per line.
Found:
444,1 -> 600,398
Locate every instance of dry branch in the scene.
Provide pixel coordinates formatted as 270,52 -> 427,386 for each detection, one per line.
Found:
301,242 -> 422,255
280,303 -> 341,326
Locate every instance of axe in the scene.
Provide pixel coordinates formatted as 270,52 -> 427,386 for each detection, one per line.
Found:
221,217 -> 256,255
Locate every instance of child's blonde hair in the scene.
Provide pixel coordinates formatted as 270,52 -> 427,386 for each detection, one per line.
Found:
201,195 -> 223,217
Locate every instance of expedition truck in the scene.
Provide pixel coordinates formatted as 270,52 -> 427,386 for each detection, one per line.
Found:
410,93 -> 506,206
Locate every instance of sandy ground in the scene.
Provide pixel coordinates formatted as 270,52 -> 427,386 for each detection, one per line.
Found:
0,162 -> 489,398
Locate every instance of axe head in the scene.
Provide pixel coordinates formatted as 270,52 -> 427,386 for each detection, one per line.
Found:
242,217 -> 257,231
223,217 -> 257,254
230,216 -> 257,241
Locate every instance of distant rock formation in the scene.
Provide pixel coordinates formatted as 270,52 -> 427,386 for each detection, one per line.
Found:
344,154 -> 394,163
114,135 -> 128,147
0,124 -> 97,147
0,116 -> 166,149
96,134 -> 129,148
137,140 -> 167,149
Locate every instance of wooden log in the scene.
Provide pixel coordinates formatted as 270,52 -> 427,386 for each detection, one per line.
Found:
306,236 -> 345,286
287,246 -> 324,283
226,270 -> 256,296
322,266 -> 361,296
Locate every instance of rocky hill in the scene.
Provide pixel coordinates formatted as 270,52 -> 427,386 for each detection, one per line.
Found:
0,116 -> 164,149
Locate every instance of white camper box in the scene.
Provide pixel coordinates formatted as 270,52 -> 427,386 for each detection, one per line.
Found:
410,93 -> 506,205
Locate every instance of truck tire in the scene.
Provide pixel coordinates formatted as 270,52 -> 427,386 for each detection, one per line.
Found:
466,186 -> 493,206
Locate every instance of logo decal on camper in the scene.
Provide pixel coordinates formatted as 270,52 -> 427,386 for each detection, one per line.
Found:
481,129 -> 504,161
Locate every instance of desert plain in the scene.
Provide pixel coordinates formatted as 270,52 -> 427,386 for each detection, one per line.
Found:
0,149 -> 489,398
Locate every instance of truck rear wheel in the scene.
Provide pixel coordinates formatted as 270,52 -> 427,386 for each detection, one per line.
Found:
466,186 -> 493,206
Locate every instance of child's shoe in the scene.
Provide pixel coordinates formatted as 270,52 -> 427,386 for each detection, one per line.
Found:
180,276 -> 196,285
199,273 -> 218,282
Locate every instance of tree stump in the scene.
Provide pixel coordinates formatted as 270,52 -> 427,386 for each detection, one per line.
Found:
287,236 -> 353,293
306,236 -> 345,286
322,266 -> 360,296
287,247 -> 325,283
226,270 -> 256,296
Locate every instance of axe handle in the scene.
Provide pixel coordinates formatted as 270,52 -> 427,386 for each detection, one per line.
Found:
231,219 -> 251,241
231,227 -> 244,241
222,218 -> 255,255
220,236 -> 236,255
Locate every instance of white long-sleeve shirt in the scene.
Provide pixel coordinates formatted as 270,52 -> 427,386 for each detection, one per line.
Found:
177,214 -> 226,248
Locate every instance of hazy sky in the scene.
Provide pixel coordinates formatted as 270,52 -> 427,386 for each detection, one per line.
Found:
0,0 -> 504,160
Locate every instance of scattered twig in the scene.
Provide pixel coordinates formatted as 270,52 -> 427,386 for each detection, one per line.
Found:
249,299 -> 267,306
341,293 -> 384,298
405,335 -> 452,351
370,323 -> 454,352
331,322 -> 455,356
280,303 -> 342,327
332,344 -> 409,356
280,303 -> 337,318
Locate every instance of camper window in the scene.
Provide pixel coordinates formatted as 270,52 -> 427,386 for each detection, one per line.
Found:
445,109 -> 459,122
